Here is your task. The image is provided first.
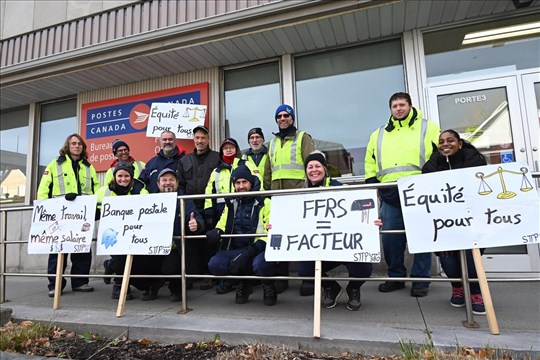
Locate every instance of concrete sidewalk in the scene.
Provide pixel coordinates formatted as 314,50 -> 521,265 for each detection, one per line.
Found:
2,276 -> 539,357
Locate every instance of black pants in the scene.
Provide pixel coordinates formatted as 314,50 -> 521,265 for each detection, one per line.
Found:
47,252 -> 92,291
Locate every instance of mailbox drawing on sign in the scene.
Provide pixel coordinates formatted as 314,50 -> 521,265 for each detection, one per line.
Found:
351,198 -> 375,224
270,234 -> 282,250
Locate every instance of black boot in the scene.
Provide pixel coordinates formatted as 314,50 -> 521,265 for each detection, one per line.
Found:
235,280 -> 251,304
262,281 -> 277,306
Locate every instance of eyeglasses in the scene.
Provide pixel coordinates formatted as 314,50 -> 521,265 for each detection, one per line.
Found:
70,142 -> 82,146
276,114 -> 291,119
116,148 -> 129,153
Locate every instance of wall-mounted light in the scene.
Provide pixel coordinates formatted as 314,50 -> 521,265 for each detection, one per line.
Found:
512,0 -> 534,9
462,21 -> 540,45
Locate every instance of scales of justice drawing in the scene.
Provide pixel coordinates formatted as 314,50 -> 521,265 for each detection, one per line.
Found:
476,166 -> 533,199
183,107 -> 206,121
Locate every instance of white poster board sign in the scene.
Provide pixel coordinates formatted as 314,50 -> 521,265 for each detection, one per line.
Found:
146,102 -> 207,138
96,192 -> 177,255
28,196 -> 97,254
398,162 -> 539,254
266,189 -> 381,262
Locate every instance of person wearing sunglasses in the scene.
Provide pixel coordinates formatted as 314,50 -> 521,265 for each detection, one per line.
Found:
264,104 -> 315,294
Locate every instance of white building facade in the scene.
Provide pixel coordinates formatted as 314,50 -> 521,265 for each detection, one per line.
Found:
1,0 -> 539,275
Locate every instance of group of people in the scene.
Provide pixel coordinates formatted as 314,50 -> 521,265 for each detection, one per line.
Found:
38,93 -> 486,314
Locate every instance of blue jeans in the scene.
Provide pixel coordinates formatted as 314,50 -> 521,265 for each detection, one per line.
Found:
47,252 -> 92,291
209,249 -> 277,277
381,201 -> 431,287
298,261 -> 372,290
439,250 -> 480,294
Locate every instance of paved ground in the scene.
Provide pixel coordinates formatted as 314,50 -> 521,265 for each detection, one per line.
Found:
1,276 -> 539,358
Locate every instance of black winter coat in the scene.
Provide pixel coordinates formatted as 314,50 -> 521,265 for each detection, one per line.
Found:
422,147 -> 486,173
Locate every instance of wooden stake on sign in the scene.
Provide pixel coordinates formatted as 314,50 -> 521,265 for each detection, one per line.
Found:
52,253 -> 64,310
472,248 -> 499,335
313,260 -> 322,338
116,255 -> 133,318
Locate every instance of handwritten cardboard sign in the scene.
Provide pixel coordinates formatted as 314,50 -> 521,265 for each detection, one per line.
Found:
28,196 -> 97,254
398,162 -> 539,254
266,189 -> 381,262
96,193 -> 177,255
146,102 -> 207,138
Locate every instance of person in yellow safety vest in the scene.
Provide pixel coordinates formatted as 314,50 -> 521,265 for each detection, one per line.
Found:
264,104 -> 315,191
204,138 -> 261,229
103,139 -> 145,186
264,104 -> 315,294
101,139 -> 146,286
37,133 -> 100,298
364,92 -> 440,298
242,127 -> 268,181
95,161 -> 148,301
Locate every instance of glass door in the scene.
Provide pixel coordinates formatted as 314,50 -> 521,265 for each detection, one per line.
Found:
427,75 -> 540,276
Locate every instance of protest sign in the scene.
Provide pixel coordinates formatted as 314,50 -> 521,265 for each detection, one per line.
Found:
146,103 -> 207,139
398,162 -> 539,254
28,196 -> 97,254
96,192 -> 177,255
266,189 -> 380,262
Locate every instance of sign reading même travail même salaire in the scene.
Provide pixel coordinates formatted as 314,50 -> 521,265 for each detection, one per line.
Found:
146,103 -> 207,139
96,193 -> 177,255
28,196 -> 97,254
398,162 -> 539,254
265,189 -> 381,263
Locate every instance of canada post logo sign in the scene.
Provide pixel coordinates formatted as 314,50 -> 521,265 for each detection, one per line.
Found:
81,83 -> 209,172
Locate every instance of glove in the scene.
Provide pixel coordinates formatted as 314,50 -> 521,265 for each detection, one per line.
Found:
206,228 -> 223,247
65,193 -> 78,201
229,250 -> 254,275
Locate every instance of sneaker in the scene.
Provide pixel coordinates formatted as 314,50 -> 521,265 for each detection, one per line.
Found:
471,293 -> 486,315
48,289 -> 62,298
299,281 -> 314,296
322,282 -> 342,309
378,281 -> 405,292
103,259 -> 113,284
235,281 -> 251,304
111,285 -> 133,300
274,280 -> 289,294
215,280 -> 234,295
450,286 -> 465,308
410,284 -> 429,297
346,286 -> 361,311
262,282 -> 277,306
72,284 -> 94,292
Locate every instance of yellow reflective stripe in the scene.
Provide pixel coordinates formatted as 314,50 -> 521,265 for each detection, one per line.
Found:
55,162 -> 66,195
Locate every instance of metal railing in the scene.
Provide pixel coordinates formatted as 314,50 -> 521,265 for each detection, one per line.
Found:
1,176 -> 539,328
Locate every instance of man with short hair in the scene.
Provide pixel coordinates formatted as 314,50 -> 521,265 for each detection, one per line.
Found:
139,130 -> 186,193
364,92 -> 440,297
176,125 -> 220,290
242,127 -> 268,181
207,164 -> 277,306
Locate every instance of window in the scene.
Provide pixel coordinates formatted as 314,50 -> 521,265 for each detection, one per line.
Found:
424,15 -> 540,82
295,40 -> 404,176
0,108 -> 29,205
38,99 -> 77,177
224,62 -> 280,150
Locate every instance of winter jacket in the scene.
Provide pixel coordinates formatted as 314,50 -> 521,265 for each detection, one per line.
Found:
177,148 -> 220,212
139,146 -> 186,193
421,146 -> 487,173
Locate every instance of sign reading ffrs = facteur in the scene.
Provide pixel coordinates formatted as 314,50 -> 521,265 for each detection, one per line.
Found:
266,189 -> 381,262
398,162 -> 539,254
96,193 -> 177,255
28,196 -> 97,254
